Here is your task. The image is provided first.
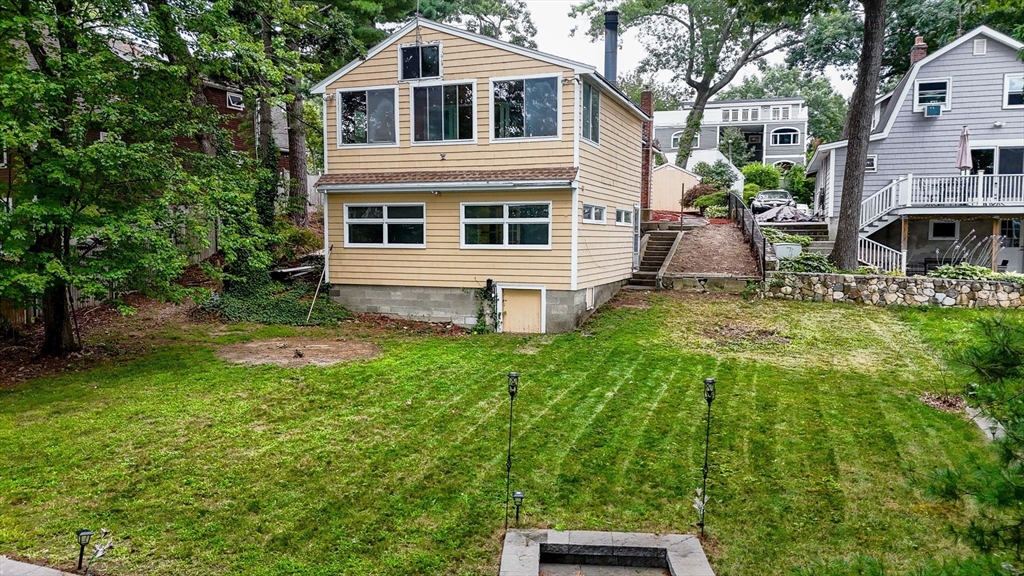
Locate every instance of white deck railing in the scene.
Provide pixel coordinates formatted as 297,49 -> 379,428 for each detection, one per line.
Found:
911,174 -> 1024,206
860,176 -> 907,228
858,236 -> 905,274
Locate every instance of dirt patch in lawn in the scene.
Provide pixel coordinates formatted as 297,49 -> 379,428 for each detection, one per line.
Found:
920,392 -> 966,413
703,323 -> 792,346
216,337 -> 381,367
606,290 -> 654,310
665,224 -> 760,276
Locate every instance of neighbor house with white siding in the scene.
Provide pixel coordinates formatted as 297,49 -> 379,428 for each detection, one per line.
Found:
808,26 -> 1024,274
310,15 -> 651,333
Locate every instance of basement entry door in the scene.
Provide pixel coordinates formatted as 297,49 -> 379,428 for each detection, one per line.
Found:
501,288 -> 543,334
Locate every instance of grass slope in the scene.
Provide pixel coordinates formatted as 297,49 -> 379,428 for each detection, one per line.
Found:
0,295 -> 998,575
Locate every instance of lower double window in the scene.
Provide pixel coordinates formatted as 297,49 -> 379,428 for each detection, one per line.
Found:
462,202 -> 551,248
345,204 -> 425,247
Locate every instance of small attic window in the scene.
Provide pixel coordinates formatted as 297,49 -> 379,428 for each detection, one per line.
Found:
226,92 -> 245,111
973,38 -> 987,55
400,43 -> 441,81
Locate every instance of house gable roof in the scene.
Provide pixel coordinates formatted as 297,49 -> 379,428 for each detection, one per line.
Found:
806,25 -> 1024,173
652,163 -> 698,178
309,17 -> 650,121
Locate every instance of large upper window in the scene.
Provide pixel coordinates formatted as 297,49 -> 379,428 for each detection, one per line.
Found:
770,128 -> 800,146
412,83 -> 474,142
400,44 -> 441,81
1005,74 -> 1024,109
582,82 -> 600,144
670,131 -> 698,150
462,203 -> 551,248
338,88 -> 397,146
493,77 -> 559,139
771,106 -> 791,120
721,108 -> 759,122
915,79 -> 950,111
345,204 -> 425,247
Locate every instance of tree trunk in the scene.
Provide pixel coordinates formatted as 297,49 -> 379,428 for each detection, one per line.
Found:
674,89 -> 712,169
39,230 -> 77,356
830,0 -> 887,270
287,84 -> 308,226
255,13 -> 279,229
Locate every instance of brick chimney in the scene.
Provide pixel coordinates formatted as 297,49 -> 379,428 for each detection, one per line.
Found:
910,36 -> 928,66
640,90 -> 654,212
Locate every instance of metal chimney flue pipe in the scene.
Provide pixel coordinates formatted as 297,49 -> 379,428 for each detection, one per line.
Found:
604,11 -> 619,86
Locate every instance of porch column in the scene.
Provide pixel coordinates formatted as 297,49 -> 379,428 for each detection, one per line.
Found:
901,216 -> 909,275
992,218 -> 1001,272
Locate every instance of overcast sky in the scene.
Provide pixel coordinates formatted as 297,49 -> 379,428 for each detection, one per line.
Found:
521,0 -> 856,99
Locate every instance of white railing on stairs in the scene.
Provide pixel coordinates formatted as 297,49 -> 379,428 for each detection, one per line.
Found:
858,236 -> 905,274
860,175 -> 908,228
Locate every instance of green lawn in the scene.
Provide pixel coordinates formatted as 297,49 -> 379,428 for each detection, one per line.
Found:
0,295 -> 1000,575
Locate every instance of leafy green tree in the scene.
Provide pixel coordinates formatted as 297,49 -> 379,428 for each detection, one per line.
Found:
741,163 -> 781,189
789,0 -> 1024,88
830,0 -> 887,270
691,160 -> 738,191
418,0 -> 538,48
0,0 -> 262,356
782,164 -> 814,204
571,0 -> 808,167
617,70 -> 691,111
717,127 -> 754,167
718,64 -> 848,147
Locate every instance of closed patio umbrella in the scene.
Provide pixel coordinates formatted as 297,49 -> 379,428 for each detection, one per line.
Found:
956,126 -> 972,174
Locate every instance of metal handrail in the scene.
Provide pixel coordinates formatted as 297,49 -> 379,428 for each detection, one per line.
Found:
728,193 -> 766,281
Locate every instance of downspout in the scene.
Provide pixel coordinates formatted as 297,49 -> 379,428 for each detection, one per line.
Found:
571,73 -> 581,291
323,94 -> 330,278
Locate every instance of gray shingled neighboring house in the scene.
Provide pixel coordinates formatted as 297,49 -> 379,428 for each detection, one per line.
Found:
807,26 -> 1024,275
654,97 -> 809,170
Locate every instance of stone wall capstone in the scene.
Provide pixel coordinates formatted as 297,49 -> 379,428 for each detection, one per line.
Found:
761,272 -> 1023,308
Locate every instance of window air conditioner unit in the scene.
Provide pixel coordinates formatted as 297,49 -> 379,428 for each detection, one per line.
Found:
924,105 -> 942,117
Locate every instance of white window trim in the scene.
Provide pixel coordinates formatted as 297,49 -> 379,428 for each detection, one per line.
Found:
585,286 -> 595,310
865,155 -> 878,172
459,201 -> 553,250
581,81 -> 600,147
408,79 -> 478,146
397,41 -> 443,82
615,208 -> 633,227
488,73 -> 564,143
1,147 -> 7,168
914,77 -> 952,112
670,131 -> 683,149
974,38 -> 987,55
770,128 -> 801,146
343,202 -> 426,248
929,219 -> 960,241
771,106 -> 791,121
1004,73 -> 1024,110
336,85 -> 400,149
582,203 -> 606,224
226,91 -> 245,111
872,105 -> 880,129
496,284 -> 547,334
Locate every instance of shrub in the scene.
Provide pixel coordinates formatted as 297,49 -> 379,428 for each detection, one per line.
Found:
928,263 -> 994,280
762,227 -> 813,248
692,160 -> 737,191
743,183 -> 760,205
693,192 -> 727,208
202,269 -> 349,326
741,163 -> 781,190
682,183 -> 720,207
776,252 -> 837,273
782,164 -> 814,205
704,205 -> 729,218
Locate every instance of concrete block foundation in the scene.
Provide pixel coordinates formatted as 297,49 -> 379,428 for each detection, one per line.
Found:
329,280 -> 627,333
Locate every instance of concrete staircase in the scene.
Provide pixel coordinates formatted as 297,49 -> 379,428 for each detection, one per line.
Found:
629,231 -> 679,288
807,240 -> 835,255
759,221 -> 830,240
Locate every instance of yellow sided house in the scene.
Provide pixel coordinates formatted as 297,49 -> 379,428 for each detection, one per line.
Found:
312,14 -> 651,333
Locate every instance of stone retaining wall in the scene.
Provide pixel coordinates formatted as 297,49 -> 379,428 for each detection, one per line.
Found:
762,273 -> 1023,308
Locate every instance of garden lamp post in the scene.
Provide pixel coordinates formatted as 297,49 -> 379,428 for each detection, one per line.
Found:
76,529 -> 93,571
699,378 -> 716,538
505,372 -> 519,531
513,491 -> 525,526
